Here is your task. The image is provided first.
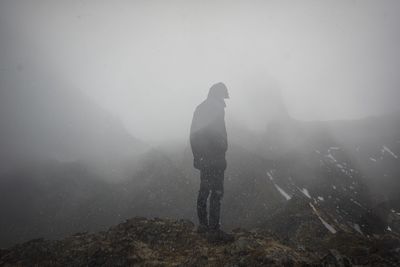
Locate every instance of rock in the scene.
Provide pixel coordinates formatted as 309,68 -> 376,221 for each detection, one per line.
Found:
232,237 -> 259,253
0,216 -> 399,266
322,249 -> 352,267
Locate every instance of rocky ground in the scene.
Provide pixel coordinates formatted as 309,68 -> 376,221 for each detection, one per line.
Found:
1,217 -> 400,267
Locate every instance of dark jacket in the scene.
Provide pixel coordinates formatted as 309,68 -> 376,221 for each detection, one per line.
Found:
190,97 -> 227,170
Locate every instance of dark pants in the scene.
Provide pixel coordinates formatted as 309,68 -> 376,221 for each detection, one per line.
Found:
197,168 -> 224,230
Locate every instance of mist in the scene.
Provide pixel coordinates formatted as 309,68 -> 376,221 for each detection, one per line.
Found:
1,0 -> 400,143
1,1 -> 400,262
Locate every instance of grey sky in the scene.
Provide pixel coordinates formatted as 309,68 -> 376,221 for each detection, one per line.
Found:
1,0 -> 400,142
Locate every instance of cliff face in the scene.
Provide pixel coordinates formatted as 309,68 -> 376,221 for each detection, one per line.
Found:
1,216 -> 399,267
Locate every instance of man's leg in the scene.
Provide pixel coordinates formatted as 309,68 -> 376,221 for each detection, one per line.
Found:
197,169 -> 211,227
207,168 -> 234,243
209,169 -> 224,230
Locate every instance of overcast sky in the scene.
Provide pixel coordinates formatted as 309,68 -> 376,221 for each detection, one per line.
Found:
1,0 -> 399,142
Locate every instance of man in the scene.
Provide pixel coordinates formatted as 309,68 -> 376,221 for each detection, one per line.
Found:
190,82 -> 234,242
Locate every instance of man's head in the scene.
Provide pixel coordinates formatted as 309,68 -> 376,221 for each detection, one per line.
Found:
208,82 -> 229,100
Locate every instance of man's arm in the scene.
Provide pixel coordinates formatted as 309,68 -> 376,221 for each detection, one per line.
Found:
190,107 -> 203,156
216,107 -> 228,153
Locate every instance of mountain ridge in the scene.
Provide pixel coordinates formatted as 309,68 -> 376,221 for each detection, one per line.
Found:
1,216 -> 399,267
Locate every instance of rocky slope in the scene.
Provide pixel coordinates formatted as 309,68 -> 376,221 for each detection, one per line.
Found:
1,216 -> 399,267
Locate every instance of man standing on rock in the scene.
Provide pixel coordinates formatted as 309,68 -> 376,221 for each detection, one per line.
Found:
190,82 -> 234,242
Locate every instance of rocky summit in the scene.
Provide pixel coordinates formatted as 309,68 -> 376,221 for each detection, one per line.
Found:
1,217 -> 399,267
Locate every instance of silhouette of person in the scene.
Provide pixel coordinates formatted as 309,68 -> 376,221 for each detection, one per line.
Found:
190,82 -> 233,242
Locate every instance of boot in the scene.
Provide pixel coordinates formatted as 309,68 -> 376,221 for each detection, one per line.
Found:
196,224 -> 209,235
207,228 -> 235,243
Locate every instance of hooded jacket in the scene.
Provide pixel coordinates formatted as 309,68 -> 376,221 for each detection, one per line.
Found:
190,96 -> 227,170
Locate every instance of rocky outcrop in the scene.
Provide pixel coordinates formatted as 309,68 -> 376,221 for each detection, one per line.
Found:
1,217 -> 399,267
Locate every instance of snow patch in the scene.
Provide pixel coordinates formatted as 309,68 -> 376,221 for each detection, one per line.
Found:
369,157 -> 377,162
350,199 -> 366,210
318,196 -> 324,201
332,185 -> 337,190
309,203 -> 337,234
389,209 -> 400,216
267,171 -> 291,201
299,188 -> 312,199
274,184 -> 292,201
387,226 -> 392,231
382,145 -> 398,159
353,223 -> 363,235
266,171 -> 274,181
325,154 -> 337,162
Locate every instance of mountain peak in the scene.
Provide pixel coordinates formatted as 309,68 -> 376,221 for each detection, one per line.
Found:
0,217 -> 313,266
1,217 -> 400,266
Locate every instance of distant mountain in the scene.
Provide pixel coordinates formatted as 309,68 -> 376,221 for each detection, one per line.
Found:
0,70 -> 151,246
0,71 -> 147,174
222,110 -> 400,234
262,111 -> 400,200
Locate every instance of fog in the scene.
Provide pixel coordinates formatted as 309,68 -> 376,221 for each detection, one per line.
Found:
1,0 -> 400,142
1,0 -> 400,250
